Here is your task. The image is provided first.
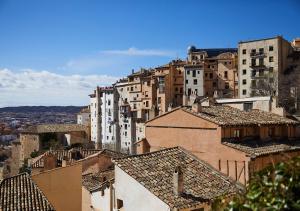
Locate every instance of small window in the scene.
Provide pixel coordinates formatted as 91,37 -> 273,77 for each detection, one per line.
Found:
259,48 -> 264,53
185,80 -> 188,84
193,79 -> 197,85
205,73 -> 208,78
187,70 -> 190,75
224,71 -> 228,79
269,67 -> 274,72
117,199 -> 123,209
242,49 -> 246,54
242,69 -> 247,75
225,82 -> 229,89
242,79 -> 247,85
269,56 -> 274,62
209,73 -> 213,79
242,89 -> 247,95
213,82 -> 217,87
242,59 -> 246,65
269,46 -> 274,51
192,70 -> 196,77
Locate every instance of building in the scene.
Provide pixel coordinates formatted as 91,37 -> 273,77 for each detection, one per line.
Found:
90,87 -> 120,150
77,106 -> 91,126
187,46 -> 238,99
216,96 -> 285,116
238,36 -> 300,113
113,147 -> 243,211
143,103 -> 300,184
82,168 -> 114,211
183,64 -> 204,106
0,173 -> 55,211
20,124 -> 89,164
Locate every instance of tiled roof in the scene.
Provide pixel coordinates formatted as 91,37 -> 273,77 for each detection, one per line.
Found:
182,106 -> 298,126
82,168 -> 114,193
0,173 -> 55,211
30,148 -> 123,169
22,124 -> 88,134
222,140 -> 300,157
114,147 -> 243,209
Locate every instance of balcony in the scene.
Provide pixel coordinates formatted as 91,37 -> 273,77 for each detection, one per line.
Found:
249,63 -> 265,68
250,52 -> 266,58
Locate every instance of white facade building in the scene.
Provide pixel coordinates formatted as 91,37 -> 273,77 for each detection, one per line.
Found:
183,64 -> 204,106
89,87 -> 119,150
115,81 -> 134,153
77,107 -> 90,126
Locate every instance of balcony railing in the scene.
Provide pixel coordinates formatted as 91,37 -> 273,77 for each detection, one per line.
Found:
250,52 -> 265,58
250,63 -> 265,68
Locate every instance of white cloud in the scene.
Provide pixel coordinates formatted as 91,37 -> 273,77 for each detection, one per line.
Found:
0,68 -> 119,107
101,47 -> 176,57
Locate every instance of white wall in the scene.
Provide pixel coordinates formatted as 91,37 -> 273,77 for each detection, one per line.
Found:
91,188 -> 111,211
90,96 -> 99,143
114,166 -> 170,211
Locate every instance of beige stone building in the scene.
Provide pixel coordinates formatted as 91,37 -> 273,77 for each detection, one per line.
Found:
187,46 -> 238,100
143,103 -> 300,184
238,36 -> 300,113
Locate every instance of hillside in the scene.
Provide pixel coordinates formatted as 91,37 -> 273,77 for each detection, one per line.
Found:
0,106 -> 84,113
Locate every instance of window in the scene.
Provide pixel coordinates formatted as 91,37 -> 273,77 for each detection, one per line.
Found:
242,49 -> 246,54
259,58 -> 264,66
269,67 -> 274,73
130,86 -> 134,91
242,59 -> 246,65
192,70 -> 196,77
242,79 -> 247,85
195,89 -> 198,95
187,70 -> 190,75
133,104 -> 136,109
185,80 -> 188,84
251,58 -> 256,66
193,79 -> 197,85
124,131 -> 127,137
124,124 -> 127,130
158,97 -> 161,104
251,49 -> 256,54
242,89 -> 247,95
213,82 -> 217,87
117,199 -> 123,209
205,73 -> 208,78
187,88 -> 192,96
209,73 -> 213,79
109,126 -> 112,133
242,69 -> 247,75
224,62 -> 227,65
175,87 -> 178,92
244,102 -> 253,111
259,48 -> 264,53
224,71 -> 228,79
180,87 -> 183,94
259,69 -> 264,76
146,101 -> 149,107
269,46 -> 274,51
198,71 -> 200,74
233,129 -> 241,138
108,100 -> 111,106
225,82 -> 229,89
269,56 -> 274,62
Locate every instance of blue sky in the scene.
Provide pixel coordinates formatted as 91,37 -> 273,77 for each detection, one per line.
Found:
0,0 -> 300,106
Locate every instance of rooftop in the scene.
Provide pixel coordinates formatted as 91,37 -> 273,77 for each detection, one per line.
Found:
30,148 -> 123,169
189,48 -> 237,57
21,124 -> 88,134
182,105 -> 298,126
0,173 -> 55,211
82,168 -> 114,193
114,147 -> 243,209
222,140 -> 300,158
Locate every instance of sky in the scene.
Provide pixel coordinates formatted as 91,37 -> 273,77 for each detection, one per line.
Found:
0,0 -> 300,107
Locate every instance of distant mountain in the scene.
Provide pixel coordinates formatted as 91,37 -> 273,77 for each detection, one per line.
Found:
0,106 -> 85,113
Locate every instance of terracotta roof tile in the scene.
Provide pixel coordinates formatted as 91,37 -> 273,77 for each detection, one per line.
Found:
222,140 -> 300,157
82,168 -> 114,192
114,147 -> 243,209
182,106 -> 298,126
22,124 -> 88,134
0,173 -> 55,211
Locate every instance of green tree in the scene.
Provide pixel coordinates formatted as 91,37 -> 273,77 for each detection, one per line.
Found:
224,156 -> 300,211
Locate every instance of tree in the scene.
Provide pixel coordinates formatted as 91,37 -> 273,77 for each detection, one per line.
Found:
223,156 -> 300,211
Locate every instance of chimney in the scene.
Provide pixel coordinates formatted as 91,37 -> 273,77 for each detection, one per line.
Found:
173,166 -> 184,196
44,154 -> 57,171
192,102 -> 202,113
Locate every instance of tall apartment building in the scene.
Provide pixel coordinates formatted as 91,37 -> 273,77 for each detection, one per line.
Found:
238,36 -> 300,113
187,46 -> 238,100
89,87 -> 120,150
183,64 -> 204,106
154,60 -> 185,114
